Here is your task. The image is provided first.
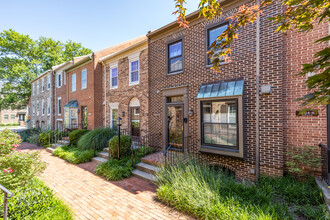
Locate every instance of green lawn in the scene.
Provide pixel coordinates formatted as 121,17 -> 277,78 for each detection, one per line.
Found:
156,160 -> 328,220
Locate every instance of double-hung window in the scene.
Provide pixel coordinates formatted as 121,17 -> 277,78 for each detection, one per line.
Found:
207,23 -> 228,65
58,98 -> 61,115
4,115 -> 8,120
129,59 -> 139,85
110,66 -> 118,89
32,84 -> 35,95
71,73 -> 76,92
42,78 -> 45,92
81,69 -> 87,89
110,108 -> 118,129
10,114 -> 15,119
42,99 -> 45,115
37,81 -> 39,94
57,73 -> 62,87
47,75 -> 51,90
47,98 -> 50,115
168,40 -> 183,74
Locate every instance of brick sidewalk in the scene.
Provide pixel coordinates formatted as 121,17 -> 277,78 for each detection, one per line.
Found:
19,143 -> 189,220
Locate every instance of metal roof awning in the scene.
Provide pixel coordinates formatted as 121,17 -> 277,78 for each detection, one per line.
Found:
196,80 -> 244,99
64,100 -> 79,108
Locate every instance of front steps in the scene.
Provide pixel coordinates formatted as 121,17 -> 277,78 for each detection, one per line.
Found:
46,137 -> 70,153
92,147 -> 110,164
132,156 -> 161,183
315,178 -> 330,213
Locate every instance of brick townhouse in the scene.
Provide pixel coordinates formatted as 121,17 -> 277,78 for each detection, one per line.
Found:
57,37 -> 146,130
30,69 -> 54,130
99,36 -> 148,137
147,0 -> 328,180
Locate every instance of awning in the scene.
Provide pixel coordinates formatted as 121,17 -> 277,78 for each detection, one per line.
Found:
196,80 -> 244,99
64,100 -> 79,108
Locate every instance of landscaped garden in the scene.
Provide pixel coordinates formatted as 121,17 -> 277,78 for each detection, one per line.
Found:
156,160 -> 329,220
0,129 -> 73,219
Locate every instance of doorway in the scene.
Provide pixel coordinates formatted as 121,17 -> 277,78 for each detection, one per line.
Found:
130,107 -> 140,137
81,106 -> 87,129
167,103 -> 184,151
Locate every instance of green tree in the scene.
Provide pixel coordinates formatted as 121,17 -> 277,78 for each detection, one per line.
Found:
0,29 -> 92,109
174,0 -> 329,107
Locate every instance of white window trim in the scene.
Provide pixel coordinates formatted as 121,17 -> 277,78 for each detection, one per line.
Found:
58,97 -> 62,116
41,78 -> 45,92
57,72 -> 62,88
42,99 -> 45,115
47,98 -> 51,116
69,108 -> 79,126
109,102 -> 119,128
72,73 -> 76,92
110,63 -> 118,90
36,101 -> 39,116
37,81 -> 39,94
32,84 -> 35,95
81,68 -> 87,90
128,53 -> 140,86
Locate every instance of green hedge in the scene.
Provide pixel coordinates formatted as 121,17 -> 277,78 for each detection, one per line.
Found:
53,146 -> 95,164
108,135 -> 132,158
77,128 -> 117,151
19,128 -> 41,142
38,130 -> 69,147
69,129 -> 90,147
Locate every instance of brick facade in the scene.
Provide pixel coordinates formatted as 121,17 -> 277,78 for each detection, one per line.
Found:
30,71 -> 55,130
147,1 -> 327,180
102,41 -> 148,136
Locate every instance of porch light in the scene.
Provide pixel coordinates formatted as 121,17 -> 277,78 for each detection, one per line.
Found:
121,111 -> 125,117
188,109 -> 194,117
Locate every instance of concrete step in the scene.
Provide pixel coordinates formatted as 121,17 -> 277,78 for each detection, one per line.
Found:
92,157 -> 108,165
46,147 -> 55,153
103,147 -> 109,152
135,162 -> 160,175
62,137 -> 70,141
315,178 -> 330,205
51,143 -> 63,149
57,140 -> 70,145
132,169 -> 157,183
98,151 -> 110,159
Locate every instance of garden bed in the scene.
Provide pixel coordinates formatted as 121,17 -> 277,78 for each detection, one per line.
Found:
53,146 -> 95,164
156,160 -> 329,219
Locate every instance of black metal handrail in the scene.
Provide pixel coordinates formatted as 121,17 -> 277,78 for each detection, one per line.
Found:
0,184 -> 13,220
319,143 -> 330,151
319,143 -> 330,186
164,136 -> 190,166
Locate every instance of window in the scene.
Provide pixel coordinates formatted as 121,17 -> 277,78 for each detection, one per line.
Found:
47,98 -> 50,115
201,99 -> 238,149
207,23 -> 228,65
81,69 -> 87,89
37,81 -> 39,94
110,108 -> 118,129
10,114 -> 15,119
110,66 -> 118,89
28,107 -> 31,116
70,108 -> 78,126
58,98 -> 61,115
129,59 -> 139,85
71,73 -> 76,92
57,73 -> 62,87
42,99 -> 45,115
42,78 -> 45,92
4,115 -> 8,120
47,75 -> 51,89
32,84 -> 35,95
168,40 -> 183,73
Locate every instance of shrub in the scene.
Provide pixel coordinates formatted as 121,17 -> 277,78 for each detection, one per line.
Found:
0,178 -> 73,220
95,156 -> 133,181
0,151 -> 46,190
19,128 -> 41,142
156,160 -> 327,220
69,129 -> 90,147
0,129 -> 21,155
77,128 -> 117,151
53,146 -> 95,164
27,133 -> 40,145
285,146 -> 323,178
108,135 -> 132,158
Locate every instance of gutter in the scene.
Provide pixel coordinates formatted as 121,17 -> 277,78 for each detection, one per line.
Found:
64,55 -> 92,72
101,61 -> 107,127
255,0 -> 261,181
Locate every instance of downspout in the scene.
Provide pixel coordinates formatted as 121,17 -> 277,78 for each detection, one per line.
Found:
53,71 -> 57,130
102,62 -> 107,128
255,0 -> 261,181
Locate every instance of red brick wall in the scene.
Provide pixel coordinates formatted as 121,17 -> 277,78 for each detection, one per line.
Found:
283,22 -> 328,176
55,73 -> 67,130
67,61 -> 95,130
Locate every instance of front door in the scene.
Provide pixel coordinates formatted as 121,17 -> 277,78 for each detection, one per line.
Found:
81,106 -> 87,129
167,104 -> 184,151
130,107 -> 140,137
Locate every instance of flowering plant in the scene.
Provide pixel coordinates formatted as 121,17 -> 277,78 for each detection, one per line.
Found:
0,129 -> 21,155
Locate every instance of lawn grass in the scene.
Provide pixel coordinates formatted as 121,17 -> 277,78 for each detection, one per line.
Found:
156,160 -> 328,220
0,177 -> 73,219
53,145 -> 95,164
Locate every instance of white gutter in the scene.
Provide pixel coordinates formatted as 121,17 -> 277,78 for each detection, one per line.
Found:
102,62 -> 107,127
255,0 -> 261,181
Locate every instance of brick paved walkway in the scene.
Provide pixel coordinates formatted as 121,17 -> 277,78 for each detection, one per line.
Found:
19,143 -> 190,220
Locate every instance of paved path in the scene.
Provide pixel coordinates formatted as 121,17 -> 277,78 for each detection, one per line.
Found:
20,143 -> 190,220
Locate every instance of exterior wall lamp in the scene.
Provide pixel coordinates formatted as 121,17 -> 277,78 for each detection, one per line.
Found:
188,109 -> 194,117
121,111 -> 125,117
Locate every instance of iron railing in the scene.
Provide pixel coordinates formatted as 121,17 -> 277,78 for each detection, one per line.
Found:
164,136 -> 191,166
0,184 -> 13,220
319,143 -> 330,186
130,133 -> 162,167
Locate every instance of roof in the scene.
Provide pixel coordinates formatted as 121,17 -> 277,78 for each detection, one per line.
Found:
63,55 -> 93,72
98,37 -> 148,63
52,60 -> 73,72
196,79 -> 244,99
64,100 -> 79,108
30,69 -> 52,83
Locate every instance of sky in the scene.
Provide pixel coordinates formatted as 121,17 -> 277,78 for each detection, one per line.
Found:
0,0 -> 201,51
